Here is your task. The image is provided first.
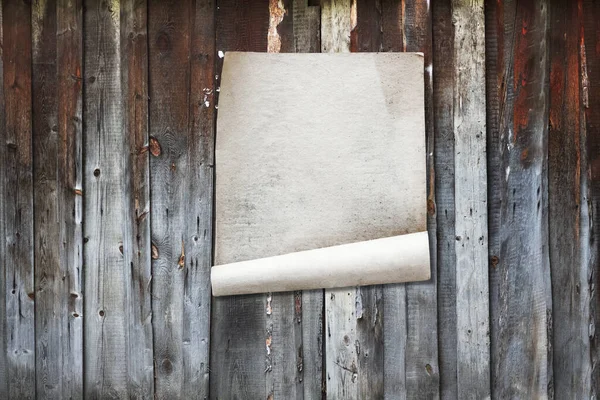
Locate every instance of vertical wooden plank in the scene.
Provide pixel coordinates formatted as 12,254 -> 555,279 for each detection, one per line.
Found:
402,2 -> 440,398
488,0 -> 551,397
57,0 -> 84,396
320,2 -> 357,398
355,2 -> 386,400
0,0 -> 7,396
380,3 -> 408,398
84,0 -> 144,397
2,1 -> 35,398
148,0 -> 191,396
266,3 -> 306,398
32,3 -> 60,397
431,0 -> 457,398
120,0 -> 154,397
380,2 -> 440,399
582,0 -> 600,396
293,0 -> 320,53
548,0 -> 593,397
292,2 -> 324,399
32,1 -> 84,396
149,0 -> 213,397
450,1 -> 490,398
211,2 -> 289,399
183,0 -> 214,397
321,0 -> 351,53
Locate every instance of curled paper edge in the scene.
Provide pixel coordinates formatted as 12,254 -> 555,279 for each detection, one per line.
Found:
211,231 -> 431,296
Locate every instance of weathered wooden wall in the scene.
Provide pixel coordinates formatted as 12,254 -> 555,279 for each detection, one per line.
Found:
0,0 -> 599,398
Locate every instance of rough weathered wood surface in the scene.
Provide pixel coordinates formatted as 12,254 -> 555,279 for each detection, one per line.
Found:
148,0 -> 213,397
548,0 -> 592,397
451,1 -> 490,398
1,0 -> 600,398
2,1 -> 35,398
487,0 -> 552,398
32,0 -> 84,398
432,0 -> 458,398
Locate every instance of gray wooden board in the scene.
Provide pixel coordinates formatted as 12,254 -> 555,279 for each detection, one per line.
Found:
0,0 -> 6,395
451,1 -> 490,398
2,1 -> 35,398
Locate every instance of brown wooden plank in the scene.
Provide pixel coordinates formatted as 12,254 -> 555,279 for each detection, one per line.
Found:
0,0 -> 7,395
547,0 -> 593,397
431,0 -> 457,398
2,1 -> 35,398
120,0 -> 154,397
149,0 -> 213,397
582,0 -> 600,395
487,0 -> 552,397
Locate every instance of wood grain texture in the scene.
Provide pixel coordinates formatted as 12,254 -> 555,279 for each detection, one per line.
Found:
322,1 -> 390,399
380,3 -> 408,398
2,1 -> 35,398
0,0 -> 7,396
292,2 -> 324,399
451,1 -> 490,398
212,2 -> 308,399
401,2 -> 440,398
321,1 -> 356,399
149,0 -> 212,397
487,0 -> 552,397
321,0 -> 351,53
121,0 -> 154,397
348,4 -> 387,399
32,0 -> 84,397
293,0 -> 320,53
582,0 -> 600,395
83,0 -> 141,397
183,0 -> 215,397
56,0 -> 84,396
211,2 -> 269,399
548,0 -> 593,397
431,0 -> 457,398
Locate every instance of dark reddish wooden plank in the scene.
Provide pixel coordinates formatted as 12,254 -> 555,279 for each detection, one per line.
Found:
1,1 -> 35,398
582,0 -> 600,395
355,0 -> 381,52
487,0 -> 552,397
547,0 -> 594,397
